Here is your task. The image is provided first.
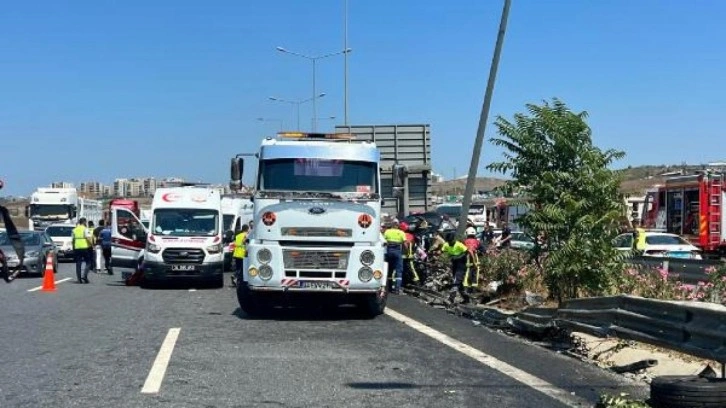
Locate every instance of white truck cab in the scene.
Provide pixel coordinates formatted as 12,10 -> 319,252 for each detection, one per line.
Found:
139,187 -> 225,286
230,132 -> 388,317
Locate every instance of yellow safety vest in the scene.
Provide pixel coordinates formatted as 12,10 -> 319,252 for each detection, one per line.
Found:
635,228 -> 646,250
442,241 -> 468,257
233,232 -> 247,258
72,225 -> 89,250
384,228 -> 406,244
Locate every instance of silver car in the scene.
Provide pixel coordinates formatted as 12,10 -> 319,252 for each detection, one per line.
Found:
0,230 -> 58,277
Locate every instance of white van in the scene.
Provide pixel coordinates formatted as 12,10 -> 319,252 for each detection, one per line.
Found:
141,187 -> 225,286
220,195 -> 253,270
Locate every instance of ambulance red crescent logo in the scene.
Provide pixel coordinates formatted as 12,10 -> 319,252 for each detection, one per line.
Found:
162,192 -> 180,202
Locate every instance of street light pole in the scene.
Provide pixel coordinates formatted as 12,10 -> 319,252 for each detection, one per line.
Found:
312,59 -> 317,131
269,93 -> 326,131
344,0 -> 349,125
276,46 -> 351,132
456,0 -> 512,239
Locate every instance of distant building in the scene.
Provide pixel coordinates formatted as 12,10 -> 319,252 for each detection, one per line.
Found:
142,178 -> 157,196
79,181 -> 105,197
50,182 -> 74,189
113,178 -> 128,197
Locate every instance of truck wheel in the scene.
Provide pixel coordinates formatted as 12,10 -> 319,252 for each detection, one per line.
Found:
359,291 -> 387,318
236,281 -> 260,317
650,375 -> 726,407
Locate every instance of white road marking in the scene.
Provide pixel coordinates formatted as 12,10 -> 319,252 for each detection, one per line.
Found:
385,308 -> 590,407
27,277 -> 73,292
141,328 -> 181,394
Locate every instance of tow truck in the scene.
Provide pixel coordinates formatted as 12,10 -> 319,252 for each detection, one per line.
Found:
641,170 -> 725,258
229,132 -> 388,317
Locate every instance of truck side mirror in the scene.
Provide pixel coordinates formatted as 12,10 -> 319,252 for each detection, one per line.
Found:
392,164 -> 406,188
231,157 -> 243,183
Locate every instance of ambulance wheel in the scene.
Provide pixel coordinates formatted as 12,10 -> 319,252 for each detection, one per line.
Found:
236,281 -> 260,317
359,291 -> 387,318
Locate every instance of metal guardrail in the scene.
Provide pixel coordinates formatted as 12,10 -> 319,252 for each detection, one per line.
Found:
515,295 -> 726,364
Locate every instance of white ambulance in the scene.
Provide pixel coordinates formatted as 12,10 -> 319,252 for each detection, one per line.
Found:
141,187 -> 225,286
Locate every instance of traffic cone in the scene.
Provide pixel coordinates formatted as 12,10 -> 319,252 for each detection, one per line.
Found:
41,252 -> 56,292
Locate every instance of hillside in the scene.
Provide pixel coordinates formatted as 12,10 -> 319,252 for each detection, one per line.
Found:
432,163 -> 721,196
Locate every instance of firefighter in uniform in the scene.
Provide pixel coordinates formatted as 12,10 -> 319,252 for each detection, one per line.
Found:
231,224 -> 249,287
441,231 -> 470,303
384,219 -> 406,294
72,217 -> 92,284
400,222 -> 420,287
463,227 -> 485,292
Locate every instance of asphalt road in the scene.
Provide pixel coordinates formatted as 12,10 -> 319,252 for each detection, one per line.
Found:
0,262 -> 646,408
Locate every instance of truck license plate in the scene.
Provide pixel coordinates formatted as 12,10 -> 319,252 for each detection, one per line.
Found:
171,264 -> 196,271
298,281 -> 334,289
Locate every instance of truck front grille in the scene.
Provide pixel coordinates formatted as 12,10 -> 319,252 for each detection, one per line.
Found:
280,227 -> 352,238
282,250 -> 349,270
162,248 -> 205,264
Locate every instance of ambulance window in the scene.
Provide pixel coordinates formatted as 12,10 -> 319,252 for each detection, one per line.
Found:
234,217 -> 242,232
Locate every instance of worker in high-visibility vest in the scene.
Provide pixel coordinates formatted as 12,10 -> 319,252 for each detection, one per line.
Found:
230,224 -> 249,287
383,219 -> 406,294
72,217 -> 92,284
441,231 -> 470,303
634,227 -> 647,251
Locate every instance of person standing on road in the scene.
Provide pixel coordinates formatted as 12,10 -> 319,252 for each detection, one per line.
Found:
72,217 -> 92,283
441,231 -> 470,304
230,224 -> 249,287
86,220 -> 96,272
400,222 -> 420,287
99,221 -> 113,274
383,219 -> 406,294
93,220 -> 105,273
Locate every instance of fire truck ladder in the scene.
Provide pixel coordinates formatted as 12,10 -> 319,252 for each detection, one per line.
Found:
709,173 -> 723,246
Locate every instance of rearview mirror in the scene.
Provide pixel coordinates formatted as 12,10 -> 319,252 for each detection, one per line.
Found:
230,157 -> 244,189
392,164 -> 406,188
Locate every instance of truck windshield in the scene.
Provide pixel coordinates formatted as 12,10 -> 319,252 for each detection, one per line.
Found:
29,204 -> 71,218
259,158 -> 378,193
152,209 -> 219,236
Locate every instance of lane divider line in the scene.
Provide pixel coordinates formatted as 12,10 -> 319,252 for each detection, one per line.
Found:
141,328 -> 181,394
385,308 -> 589,407
27,277 -> 73,292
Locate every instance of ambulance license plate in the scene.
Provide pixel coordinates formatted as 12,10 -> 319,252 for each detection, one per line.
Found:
298,281 -> 334,289
171,264 -> 196,271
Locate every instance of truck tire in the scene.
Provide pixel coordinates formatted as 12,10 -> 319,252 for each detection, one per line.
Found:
236,281 -> 260,317
650,375 -> 726,408
359,291 -> 387,318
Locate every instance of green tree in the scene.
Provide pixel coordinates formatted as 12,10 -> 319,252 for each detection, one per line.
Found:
487,98 -> 626,303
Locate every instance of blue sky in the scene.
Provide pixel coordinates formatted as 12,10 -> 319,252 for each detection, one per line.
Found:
2,0 -> 725,196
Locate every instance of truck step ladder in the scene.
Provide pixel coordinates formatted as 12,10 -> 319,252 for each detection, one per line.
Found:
709,173 -> 722,246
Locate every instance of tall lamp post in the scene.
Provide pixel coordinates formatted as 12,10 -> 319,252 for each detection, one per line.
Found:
276,46 -> 351,132
256,117 -> 284,131
268,93 -> 326,130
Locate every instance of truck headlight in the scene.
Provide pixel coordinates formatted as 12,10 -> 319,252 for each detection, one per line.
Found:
360,250 -> 375,266
257,248 -> 272,264
258,265 -> 273,280
206,244 -> 222,254
146,243 -> 161,253
358,267 -> 373,282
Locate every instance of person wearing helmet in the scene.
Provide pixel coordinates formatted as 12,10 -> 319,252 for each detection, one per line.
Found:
440,231 -> 470,303
463,227 -> 485,292
401,222 -> 420,287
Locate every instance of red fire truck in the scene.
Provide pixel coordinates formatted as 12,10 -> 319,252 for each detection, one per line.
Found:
641,171 -> 725,257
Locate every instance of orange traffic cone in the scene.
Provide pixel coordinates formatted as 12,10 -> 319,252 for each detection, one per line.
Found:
41,252 -> 56,292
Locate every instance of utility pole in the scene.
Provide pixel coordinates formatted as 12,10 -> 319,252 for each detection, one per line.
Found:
344,0 -> 349,125
456,0 -> 511,238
